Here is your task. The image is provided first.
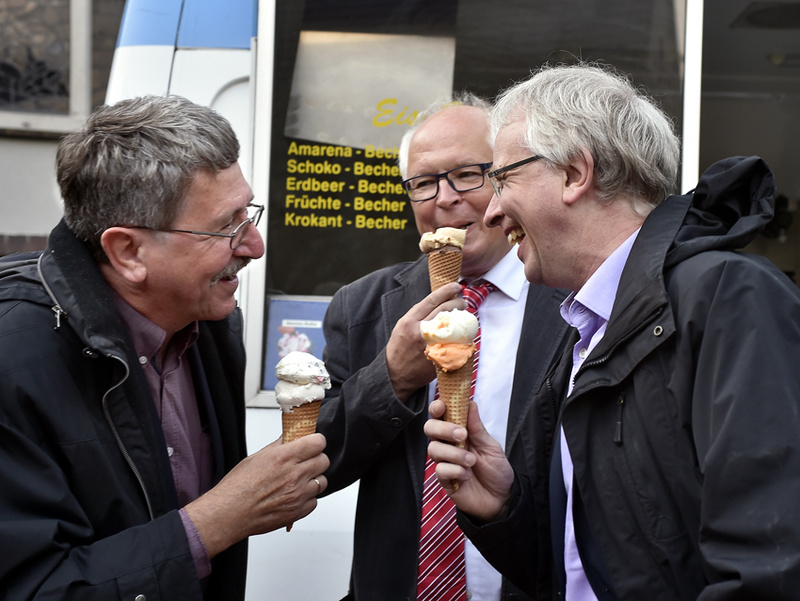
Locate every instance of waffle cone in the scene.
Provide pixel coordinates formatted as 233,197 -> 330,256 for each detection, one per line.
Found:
435,357 -> 473,449
281,400 -> 321,442
427,246 -> 462,291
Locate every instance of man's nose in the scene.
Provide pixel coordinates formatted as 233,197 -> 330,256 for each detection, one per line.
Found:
484,193 -> 503,228
235,221 -> 265,259
435,176 -> 463,206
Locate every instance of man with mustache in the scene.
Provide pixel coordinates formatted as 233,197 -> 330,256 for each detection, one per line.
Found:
0,95 -> 329,600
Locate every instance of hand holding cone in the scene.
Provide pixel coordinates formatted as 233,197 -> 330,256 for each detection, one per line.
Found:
420,310 -> 478,449
419,228 -> 473,490
274,351 -> 330,531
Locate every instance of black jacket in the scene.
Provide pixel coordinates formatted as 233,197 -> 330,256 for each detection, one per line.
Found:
462,156 -> 800,600
0,220 -> 248,600
318,254 -> 570,600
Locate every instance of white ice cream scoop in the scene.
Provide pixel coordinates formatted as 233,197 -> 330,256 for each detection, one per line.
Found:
420,308 -> 479,344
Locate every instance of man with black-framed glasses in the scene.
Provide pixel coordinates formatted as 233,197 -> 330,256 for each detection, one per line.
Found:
316,92 -> 570,601
0,95 -> 328,600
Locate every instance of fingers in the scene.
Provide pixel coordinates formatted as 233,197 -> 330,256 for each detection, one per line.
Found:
287,473 -> 328,532
311,474 -> 327,496
417,282 -> 465,319
280,434 -> 329,497
428,398 -> 446,419
425,401 -> 476,486
424,399 -> 468,446
281,432 -> 327,457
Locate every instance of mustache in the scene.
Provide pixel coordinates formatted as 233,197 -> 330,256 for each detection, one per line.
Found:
211,258 -> 250,285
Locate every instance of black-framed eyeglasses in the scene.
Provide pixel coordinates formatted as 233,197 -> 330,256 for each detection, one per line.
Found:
487,155 -> 544,197
127,203 -> 264,250
401,162 -> 493,202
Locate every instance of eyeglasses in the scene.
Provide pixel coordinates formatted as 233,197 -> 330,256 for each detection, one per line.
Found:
127,203 -> 264,250
486,155 -> 544,197
401,162 -> 493,202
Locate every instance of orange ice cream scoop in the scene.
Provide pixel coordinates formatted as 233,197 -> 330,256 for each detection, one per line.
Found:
424,342 -> 476,372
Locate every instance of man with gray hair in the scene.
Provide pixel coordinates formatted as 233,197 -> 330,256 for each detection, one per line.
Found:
317,92 -> 569,601
425,63 -> 800,600
0,95 -> 329,600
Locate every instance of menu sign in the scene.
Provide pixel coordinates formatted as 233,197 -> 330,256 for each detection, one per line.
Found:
284,141 -> 408,231
267,31 -> 455,296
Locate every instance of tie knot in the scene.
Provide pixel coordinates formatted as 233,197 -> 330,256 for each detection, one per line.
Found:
461,281 -> 495,314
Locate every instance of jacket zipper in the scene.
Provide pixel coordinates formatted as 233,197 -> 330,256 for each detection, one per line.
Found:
614,393 -> 624,445
102,354 -> 155,520
37,253 -> 67,329
571,306 -> 663,445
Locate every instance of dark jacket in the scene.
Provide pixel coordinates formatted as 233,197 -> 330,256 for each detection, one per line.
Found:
318,254 -> 571,600
462,156 -> 800,600
0,220 -> 248,600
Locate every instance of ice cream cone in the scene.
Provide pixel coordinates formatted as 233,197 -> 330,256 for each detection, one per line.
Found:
281,399 -> 322,443
426,246 -> 463,291
420,227 -> 465,292
435,357 -> 473,449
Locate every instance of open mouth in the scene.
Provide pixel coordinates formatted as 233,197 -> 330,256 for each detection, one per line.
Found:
507,227 -> 524,246
211,272 -> 238,286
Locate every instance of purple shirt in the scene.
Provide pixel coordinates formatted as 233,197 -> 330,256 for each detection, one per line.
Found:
112,293 -> 212,578
558,229 -> 639,600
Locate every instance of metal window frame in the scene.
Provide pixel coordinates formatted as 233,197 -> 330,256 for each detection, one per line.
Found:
0,0 -> 92,134
682,0 -> 704,191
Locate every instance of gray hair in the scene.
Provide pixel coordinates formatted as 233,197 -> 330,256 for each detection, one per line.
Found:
398,91 -> 492,179
492,63 -> 680,214
57,95 -> 240,261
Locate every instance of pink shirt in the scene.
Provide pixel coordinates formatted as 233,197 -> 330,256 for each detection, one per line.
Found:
558,229 -> 639,599
112,293 -> 212,578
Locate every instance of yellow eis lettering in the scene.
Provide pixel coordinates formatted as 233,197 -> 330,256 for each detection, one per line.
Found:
372,98 -> 418,128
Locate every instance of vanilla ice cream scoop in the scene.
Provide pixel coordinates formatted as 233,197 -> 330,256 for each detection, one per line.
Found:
274,351 -> 331,412
420,309 -> 478,344
419,227 -> 466,253
275,380 -> 328,411
275,350 -> 331,387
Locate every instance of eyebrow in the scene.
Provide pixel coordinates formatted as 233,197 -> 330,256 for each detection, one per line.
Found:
215,197 -> 256,228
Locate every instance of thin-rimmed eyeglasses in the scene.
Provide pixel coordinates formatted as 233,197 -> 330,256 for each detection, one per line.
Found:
487,155 -> 544,197
126,203 -> 264,250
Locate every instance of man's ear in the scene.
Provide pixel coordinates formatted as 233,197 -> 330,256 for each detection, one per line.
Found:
562,146 -> 595,206
100,227 -> 148,283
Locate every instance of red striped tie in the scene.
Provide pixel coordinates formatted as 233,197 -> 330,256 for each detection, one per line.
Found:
461,282 -> 495,397
416,281 -> 494,601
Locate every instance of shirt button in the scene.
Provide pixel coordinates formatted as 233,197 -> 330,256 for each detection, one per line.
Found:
139,356 -> 148,365
135,596 -> 147,601
466,591 -> 473,600
167,446 -> 174,457
578,347 -> 588,359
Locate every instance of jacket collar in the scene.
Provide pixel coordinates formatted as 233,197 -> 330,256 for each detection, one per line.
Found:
39,219 -> 132,359
570,194 -> 691,394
